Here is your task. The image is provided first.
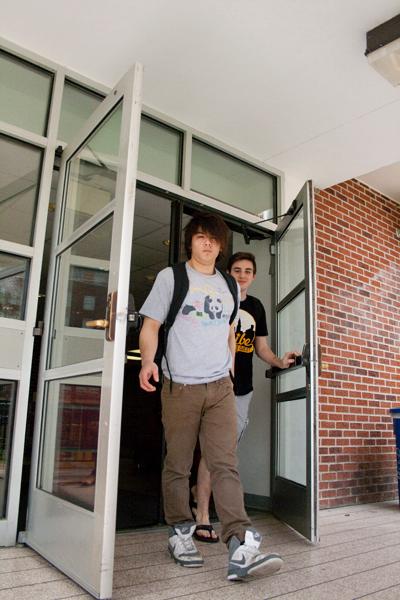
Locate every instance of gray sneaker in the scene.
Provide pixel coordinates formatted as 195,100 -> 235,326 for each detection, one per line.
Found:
168,524 -> 204,567
227,528 -> 283,581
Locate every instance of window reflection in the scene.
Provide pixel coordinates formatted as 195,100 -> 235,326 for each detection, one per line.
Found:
40,376 -> 101,512
0,253 -> 30,319
62,103 -> 121,238
0,134 -> 43,246
65,267 -> 108,328
50,217 -> 112,368
0,380 -> 16,517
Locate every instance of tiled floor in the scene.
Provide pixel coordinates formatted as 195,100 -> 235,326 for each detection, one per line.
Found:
1,501 -> 400,599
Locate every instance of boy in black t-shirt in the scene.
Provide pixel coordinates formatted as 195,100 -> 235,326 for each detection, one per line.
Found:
192,252 -> 297,543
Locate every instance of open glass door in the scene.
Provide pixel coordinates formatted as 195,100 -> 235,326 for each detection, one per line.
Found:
271,181 -> 318,542
24,64 -> 143,599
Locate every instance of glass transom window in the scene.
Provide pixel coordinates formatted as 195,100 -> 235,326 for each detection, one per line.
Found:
138,116 -> 182,185
58,81 -> 104,144
0,50 -> 53,136
191,139 -> 276,216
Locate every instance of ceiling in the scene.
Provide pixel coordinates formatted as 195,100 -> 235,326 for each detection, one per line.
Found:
2,0 -> 400,203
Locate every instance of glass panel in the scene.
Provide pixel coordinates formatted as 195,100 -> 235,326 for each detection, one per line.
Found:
277,398 -> 306,485
278,208 -> 304,301
39,374 -> 101,511
0,253 -> 30,319
0,380 -> 16,518
58,81 -> 103,144
277,291 -> 305,392
278,291 -> 305,357
138,116 -> 182,185
0,51 -> 52,136
0,134 -> 43,245
191,140 -> 275,215
130,188 -> 171,311
277,367 -> 306,393
62,104 -> 122,238
50,218 -> 112,368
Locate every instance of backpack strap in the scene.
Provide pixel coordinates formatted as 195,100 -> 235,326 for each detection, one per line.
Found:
216,268 -> 239,325
162,262 -> 189,387
165,262 -> 189,329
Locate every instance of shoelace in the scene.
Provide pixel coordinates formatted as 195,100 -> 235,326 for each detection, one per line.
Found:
233,543 -> 260,561
180,535 -> 197,554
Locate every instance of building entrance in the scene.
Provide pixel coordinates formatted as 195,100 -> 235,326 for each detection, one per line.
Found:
116,186 -> 273,530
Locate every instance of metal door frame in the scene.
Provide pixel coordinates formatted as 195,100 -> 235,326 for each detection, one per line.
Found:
24,64 -> 143,599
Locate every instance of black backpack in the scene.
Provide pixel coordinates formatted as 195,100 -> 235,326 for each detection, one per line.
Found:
135,262 -> 239,383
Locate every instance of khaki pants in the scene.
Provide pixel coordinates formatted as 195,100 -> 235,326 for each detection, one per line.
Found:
161,376 -> 251,543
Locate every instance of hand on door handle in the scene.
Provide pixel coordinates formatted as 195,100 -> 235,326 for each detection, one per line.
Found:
85,319 -> 109,329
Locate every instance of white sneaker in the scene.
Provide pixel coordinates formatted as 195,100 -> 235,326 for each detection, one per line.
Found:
168,524 -> 204,567
227,528 -> 283,581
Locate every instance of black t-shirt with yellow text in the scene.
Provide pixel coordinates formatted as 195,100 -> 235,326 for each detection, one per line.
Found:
234,295 -> 268,396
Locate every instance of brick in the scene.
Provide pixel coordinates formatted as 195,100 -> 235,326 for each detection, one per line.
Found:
315,181 -> 400,508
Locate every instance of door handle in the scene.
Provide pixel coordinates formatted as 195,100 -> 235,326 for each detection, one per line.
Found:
302,343 -> 310,369
105,291 -> 117,341
86,319 -> 109,329
84,291 -> 118,341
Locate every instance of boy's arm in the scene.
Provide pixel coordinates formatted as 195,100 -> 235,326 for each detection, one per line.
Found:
139,317 -> 162,392
254,336 -> 297,369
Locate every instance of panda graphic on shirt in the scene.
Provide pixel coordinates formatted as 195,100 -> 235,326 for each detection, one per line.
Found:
180,284 -> 232,327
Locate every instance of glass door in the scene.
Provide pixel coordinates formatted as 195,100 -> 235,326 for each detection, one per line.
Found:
271,181 -> 318,542
24,64 -> 143,599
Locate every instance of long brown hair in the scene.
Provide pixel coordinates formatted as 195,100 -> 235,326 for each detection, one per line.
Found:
184,212 -> 230,259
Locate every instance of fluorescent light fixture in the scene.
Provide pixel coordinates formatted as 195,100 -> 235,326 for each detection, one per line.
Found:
366,14 -> 400,86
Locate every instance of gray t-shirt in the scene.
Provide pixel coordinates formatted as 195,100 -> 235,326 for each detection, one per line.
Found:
140,263 -> 239,384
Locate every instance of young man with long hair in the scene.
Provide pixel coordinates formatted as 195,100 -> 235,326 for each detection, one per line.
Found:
139,214 -> 283,581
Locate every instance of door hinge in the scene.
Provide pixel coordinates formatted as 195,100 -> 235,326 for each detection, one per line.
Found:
270,244 -> 276,255
33,321 -> 44,337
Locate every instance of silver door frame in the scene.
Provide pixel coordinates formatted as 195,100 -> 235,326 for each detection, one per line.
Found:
24,64 -> 143,599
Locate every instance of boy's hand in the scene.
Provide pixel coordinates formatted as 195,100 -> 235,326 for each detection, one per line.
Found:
279,351 -> 300,369
139,361 -> 159,392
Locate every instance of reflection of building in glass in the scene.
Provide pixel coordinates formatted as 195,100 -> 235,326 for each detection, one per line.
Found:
0,253 -> 29,320
0,381 -> 16,517
53,383 -> 100,511
66,267 -> 108,328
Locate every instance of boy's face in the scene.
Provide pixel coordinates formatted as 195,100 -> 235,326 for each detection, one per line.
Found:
229,259 -> 256,294
190,229 -> 221,265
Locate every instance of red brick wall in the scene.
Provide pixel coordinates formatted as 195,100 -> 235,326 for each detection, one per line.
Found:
315,179 -> 400,508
